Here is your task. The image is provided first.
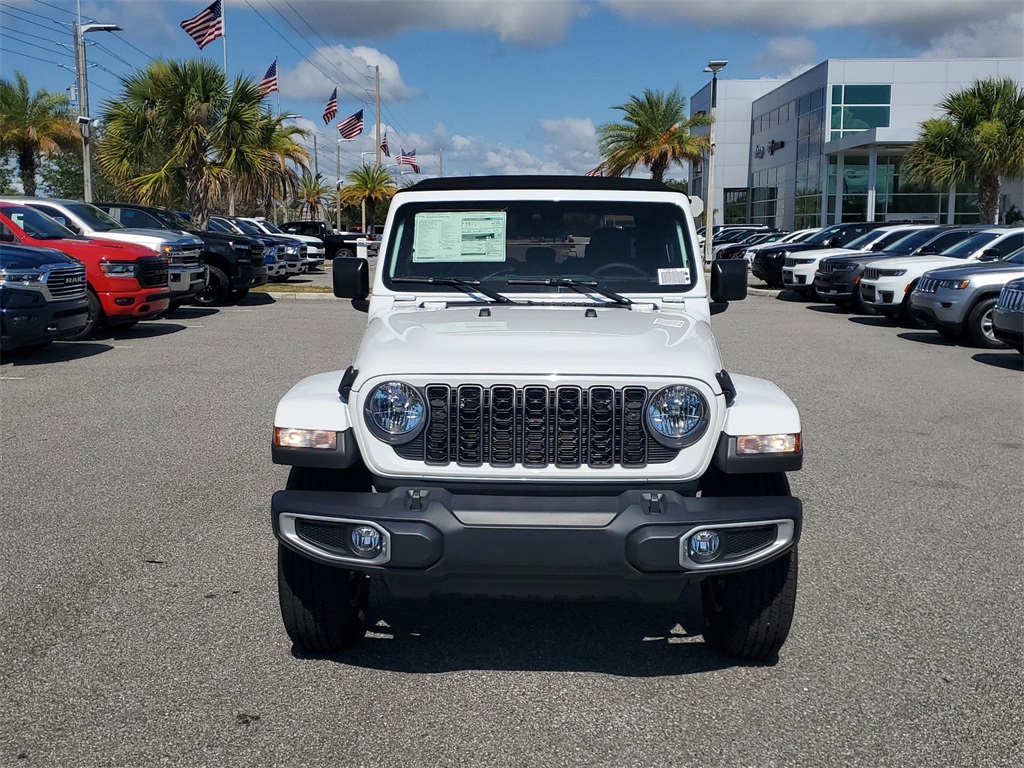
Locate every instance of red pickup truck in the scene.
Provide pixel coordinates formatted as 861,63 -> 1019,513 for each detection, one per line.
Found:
0,204 -> 170,339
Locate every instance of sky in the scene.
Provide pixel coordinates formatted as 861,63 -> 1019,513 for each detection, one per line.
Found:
2,0 -> 1022,186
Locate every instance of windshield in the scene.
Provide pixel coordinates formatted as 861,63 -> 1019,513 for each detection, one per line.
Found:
230,219 -> 264,236
154,210 -> 199,233
883,228 -> 942,255
66,202 -> 124,232
846,229 -> 887,249
941,232 -> 999,258
210,218 -> 242,234
383,200 -> 698,296
805,224 -> 845,245
256,221 -> 284,234
1,205 -> 75,239
1004,248 -> 1024,264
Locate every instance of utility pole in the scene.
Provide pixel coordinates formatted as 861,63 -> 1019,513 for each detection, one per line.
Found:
336,140 -> 341,231
374,65 -> 381,166
73,13 -> 120,203
702,60 -> 728,264
313,134 -> 319,177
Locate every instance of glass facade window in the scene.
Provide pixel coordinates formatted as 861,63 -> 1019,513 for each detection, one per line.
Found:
831,84 -> 892,140
724,188 -> 748,224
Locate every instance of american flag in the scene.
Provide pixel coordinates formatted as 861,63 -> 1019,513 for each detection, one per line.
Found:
337,109 -> 363,140
322,88 -> 337,124
584,165 -> 603,177
180,0 -> 224,50
396,148 -> 419,173
258,59 -> 278,99
380,132 -> 390,157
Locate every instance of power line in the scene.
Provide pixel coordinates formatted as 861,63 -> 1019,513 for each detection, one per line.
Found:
32,0 -> 76,18
281,0 -> 376,87
0,44 -> 66,69
0,1 -> 59,23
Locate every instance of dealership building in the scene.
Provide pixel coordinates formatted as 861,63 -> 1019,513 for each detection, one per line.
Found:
690,57 -> 1024,230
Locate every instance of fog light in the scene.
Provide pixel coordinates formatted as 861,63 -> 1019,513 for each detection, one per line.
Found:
350,525 -> 383,557
688,530 -> 721,563
114,297 -> 135,306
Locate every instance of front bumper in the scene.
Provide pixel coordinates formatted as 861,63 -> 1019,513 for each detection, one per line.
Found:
782,265 -> 814,288
909,291 -> 967,332
249,264 -> 269,288
992,307 -> 1023,348
813,271 -> 856,300
98,289 -> 171,322
272,487 -> 802,601
860,278 -> 905,309
169,265 -> 207,298
0,295 -> 88,349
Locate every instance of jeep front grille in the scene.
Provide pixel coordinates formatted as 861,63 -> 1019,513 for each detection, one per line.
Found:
997,287 -> 1024,312
818,261 -> 837,273
916,277 -> 939,294
394,384 -> 678,468
863,267 -> 881,281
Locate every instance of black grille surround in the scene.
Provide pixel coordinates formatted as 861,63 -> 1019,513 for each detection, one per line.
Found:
137,257 -> 169,287
392,384 -> 684,469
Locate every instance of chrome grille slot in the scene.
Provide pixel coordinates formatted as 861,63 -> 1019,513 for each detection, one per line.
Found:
818,262 -> 836,273
391,383 -> 681,468
864,267 -> 881,281
997,287 -> 1024,312
917,277 -> 939,293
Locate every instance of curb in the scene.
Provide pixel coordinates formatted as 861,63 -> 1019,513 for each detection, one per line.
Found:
747,286 -> 783,296
261,291 -> 337,300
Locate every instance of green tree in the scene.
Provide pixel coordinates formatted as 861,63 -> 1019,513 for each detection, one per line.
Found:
0,71 -> 80,196
340,164 -> 397,226
597,88 -> 712,182
0,156 -> 15,194
38,147 -> 118,201
296,172 -> 333,220
98,59 -> 309,228
902,77 -> 1024,224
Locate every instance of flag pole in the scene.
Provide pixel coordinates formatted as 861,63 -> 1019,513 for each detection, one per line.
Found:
276,54 -> 280,113
221,1 -> 227,76
374,65 -> 381,166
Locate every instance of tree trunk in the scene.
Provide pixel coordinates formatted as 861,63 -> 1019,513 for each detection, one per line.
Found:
649,157 -> 668,184
18,146 -> 37,196
978,172 -> 1001,224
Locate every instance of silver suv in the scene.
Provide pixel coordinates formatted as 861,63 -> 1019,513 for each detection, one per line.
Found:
910,247 -> 1024,347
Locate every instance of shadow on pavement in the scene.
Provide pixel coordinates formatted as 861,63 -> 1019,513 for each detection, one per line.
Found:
897,331 -> 956,347
1,341 -> 112,366
92,322 -> 188,341
238,292 -> 276,306
774,290 -> 809,303
848,316 -> 894,327
806,304 -> 848,315
292,589 -> 768,676
971,352 -> 1024,371
165,306 -> 219,320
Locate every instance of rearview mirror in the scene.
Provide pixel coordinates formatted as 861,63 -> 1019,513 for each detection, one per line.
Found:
333,256 -> 369,302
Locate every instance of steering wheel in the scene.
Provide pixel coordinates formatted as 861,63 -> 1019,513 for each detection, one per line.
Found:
592,262 -> 647,277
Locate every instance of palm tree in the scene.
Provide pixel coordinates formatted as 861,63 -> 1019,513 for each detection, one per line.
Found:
98,59 -> 309,227
902,77 -> 1024,224
0,71 -> 79,196
296,172 -> 333,220
340,164 -> 396,226
597,88 -> 712,182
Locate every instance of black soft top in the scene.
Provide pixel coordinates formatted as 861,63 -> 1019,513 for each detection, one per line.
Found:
402,175 -> 677,194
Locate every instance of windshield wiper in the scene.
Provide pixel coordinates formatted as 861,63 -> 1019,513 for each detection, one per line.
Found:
506,278 -> 633,307
391,277 -> 514,304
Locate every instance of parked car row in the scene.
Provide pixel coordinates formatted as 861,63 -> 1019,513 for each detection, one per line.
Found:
0,197 -> 324,356
764,221 -> 1024,353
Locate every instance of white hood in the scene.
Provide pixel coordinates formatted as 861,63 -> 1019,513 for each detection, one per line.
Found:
352,304 -> 723,383
869,255 -> 965,274
88,229 -> 202,250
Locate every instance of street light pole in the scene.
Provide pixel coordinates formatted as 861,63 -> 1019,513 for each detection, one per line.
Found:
702,59 -> 728,264
73,17 -> 121,202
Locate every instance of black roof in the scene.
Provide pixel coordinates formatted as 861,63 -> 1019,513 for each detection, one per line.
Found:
402,175 -> 678,194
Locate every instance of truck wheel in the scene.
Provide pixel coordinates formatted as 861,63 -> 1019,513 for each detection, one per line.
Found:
965,297 -> 1004,349
336,247 -> 356,259
228,288 -> 249,302
195,265 -> 230,306
698,470 -> 798,659
278,544 -> 370,654
277,464 -> 373,653
64,290 -> 102,341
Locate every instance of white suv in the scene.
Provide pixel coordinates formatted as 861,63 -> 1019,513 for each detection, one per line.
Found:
782,225 -> 931,297
269,176 -> 805,661
860,228 -> 1024,322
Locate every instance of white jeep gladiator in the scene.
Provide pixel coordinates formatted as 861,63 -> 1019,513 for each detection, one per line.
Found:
270,176 -> 804,659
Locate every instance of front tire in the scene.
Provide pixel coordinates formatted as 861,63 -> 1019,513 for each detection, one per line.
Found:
64,290 -> 102,341
965,297 -> 1004,349
228,288 -> 250,302
698,470 -> 798,659
277,465 -> 372,653
195,265 -> 231,306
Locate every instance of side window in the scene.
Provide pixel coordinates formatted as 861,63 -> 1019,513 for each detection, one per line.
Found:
0,221 -> 14,242
33,204 -> 78,234
995,233 -> 1023,256
281,224 -> 296,234
121,208 -> 160,228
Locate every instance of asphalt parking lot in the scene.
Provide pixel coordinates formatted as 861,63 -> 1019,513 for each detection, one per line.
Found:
1,292 -> 1021,767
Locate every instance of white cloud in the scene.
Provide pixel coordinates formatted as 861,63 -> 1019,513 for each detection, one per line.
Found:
539,117 -> 600,172
601,0 -> 1024,54
233,0 -> 589,46
921,11 -> 1024,58
281,45 -> 414,103
754,36 -> 817,77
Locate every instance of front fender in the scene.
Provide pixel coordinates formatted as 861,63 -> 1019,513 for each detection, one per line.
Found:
273,371 -> 363,468
714,373 -> 802,474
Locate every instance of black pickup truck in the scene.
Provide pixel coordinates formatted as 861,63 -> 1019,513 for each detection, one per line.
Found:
279,220 -> 367,259
97,203 -> 269,305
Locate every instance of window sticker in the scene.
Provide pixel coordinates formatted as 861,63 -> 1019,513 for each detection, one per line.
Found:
412,212 -> 507,262
658,267 -> 691,286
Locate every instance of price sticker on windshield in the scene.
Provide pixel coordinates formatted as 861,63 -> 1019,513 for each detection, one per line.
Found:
658,268 -> 691,286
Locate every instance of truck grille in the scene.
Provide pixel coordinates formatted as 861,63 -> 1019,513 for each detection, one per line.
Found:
42,264 -> 87,300
172,249 -> 202,268
393,384 -> 679,468
916,277 -> 939,294
137,257 -> 169,287
818,261 -> 841,273
997,286 -> 1024,312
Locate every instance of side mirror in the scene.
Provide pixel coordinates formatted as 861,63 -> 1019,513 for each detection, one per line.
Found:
978,248 -> 1001,262
333,256 -> 368,300
826,236 -> 842,247
917,245 -> 938,255
710,258 -> 747,314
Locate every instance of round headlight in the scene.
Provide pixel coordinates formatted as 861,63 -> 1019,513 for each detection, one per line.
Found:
364,382 -> 426,443
646,385 -> 709,448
